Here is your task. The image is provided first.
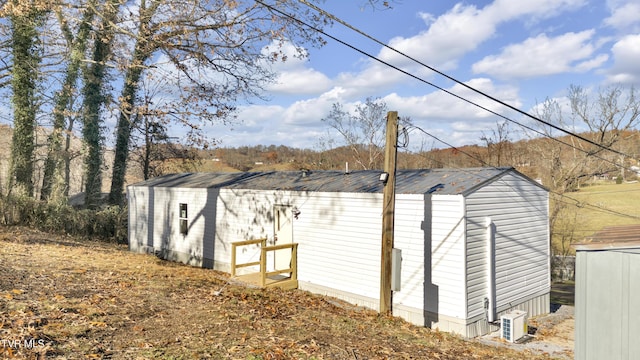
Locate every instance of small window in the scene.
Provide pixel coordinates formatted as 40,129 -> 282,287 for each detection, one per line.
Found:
179,203 -> 188,235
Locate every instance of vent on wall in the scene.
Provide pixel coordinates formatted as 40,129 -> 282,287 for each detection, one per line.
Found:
500,310 -> 528,343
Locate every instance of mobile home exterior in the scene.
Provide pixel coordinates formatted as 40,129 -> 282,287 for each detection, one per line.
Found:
128,167 -> 550,337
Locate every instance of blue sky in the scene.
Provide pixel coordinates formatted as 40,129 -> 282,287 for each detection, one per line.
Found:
207,0 -> 640,151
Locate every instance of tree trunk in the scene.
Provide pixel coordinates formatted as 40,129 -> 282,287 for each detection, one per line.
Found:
81,0 -> 119,209
41,4 -> 94,202
108,8 -> 153,206
9,12 -> 41,197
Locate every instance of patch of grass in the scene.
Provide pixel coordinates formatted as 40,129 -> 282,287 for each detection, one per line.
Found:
573,182 -> 640,230
552,182 -> 640,254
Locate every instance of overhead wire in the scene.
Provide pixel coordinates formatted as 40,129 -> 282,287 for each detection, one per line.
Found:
294,0 -> 639,162
409,124 -> 640,221
257,0 -> 640,221
257,0 -> 640,175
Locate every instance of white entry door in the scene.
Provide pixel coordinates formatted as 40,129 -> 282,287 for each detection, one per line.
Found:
274,205 -> 293,271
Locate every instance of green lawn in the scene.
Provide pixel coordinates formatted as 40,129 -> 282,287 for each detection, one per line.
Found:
553,181 -> 640,252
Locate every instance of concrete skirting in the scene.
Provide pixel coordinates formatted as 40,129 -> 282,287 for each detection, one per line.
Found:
299,280 -> 550,339
298,281 -> 380,311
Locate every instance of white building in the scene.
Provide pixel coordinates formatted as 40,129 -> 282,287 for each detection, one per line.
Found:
127,167 -> 550,338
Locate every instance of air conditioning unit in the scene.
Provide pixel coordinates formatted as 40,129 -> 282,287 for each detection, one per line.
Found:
500,310 -> 528,343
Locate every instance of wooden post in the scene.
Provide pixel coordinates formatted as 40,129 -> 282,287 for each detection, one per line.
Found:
380,111 -> 399,315
261,247 -> 267,287
291,244 -> 298,281
231,243 -> 237,277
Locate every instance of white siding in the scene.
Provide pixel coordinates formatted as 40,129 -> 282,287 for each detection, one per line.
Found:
127,186 -> 221,267
151,187 -> 218,266
214,189 -> 301,270
387,194 -> 468,322
429,194 -> 467,319
127,186 -> 151,253
465,172 -> 549,319
214,189 -> 384,300
393,194 -> 426,312
294,192 -> 383,300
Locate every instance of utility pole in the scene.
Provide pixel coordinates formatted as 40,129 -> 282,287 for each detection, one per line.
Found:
380,111 -> 398,315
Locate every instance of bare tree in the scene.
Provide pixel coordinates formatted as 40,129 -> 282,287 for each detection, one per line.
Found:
322,97 -> 405,170
530,84 -> 640,257
480,120 -> 512,167
107,0 -> 329,205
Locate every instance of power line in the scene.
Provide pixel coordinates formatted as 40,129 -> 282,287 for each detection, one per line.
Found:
294,0 -> 639,162
257,1 -> 640,220
408,125 -> 640,221
257,0 -> 639,175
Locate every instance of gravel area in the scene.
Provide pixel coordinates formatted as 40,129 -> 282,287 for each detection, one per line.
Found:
477,305 -> 574,359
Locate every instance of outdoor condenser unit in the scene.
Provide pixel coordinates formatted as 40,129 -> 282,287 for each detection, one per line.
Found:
500,310 -> 528,343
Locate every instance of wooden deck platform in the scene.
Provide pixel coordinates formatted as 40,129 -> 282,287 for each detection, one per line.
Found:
235,272 -> 298,290
231,239 -> 299,290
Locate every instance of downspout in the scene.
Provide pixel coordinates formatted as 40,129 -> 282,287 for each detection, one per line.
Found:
485,217 -> 496,323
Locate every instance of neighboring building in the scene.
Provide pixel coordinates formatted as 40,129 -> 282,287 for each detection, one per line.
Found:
574,225 -> 640,360
128,167 -> 550,338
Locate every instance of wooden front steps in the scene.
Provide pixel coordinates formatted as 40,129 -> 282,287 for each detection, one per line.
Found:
231,238 -> 298,290
234,272 -> 298,290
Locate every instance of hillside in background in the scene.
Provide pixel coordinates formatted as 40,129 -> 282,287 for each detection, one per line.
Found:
1,125 -> 640,199
187,129 -> 640,186
0,124 -> 113,199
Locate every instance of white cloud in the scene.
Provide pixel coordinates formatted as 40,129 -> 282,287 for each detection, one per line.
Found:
484,0 -> 587,23
472,30 -> 606,78
261,41 -> 309,71
606,34 -> 640,84
259,0 -> 592,111
378,4 -> 491,71
604,1 -> 640,30
261,41 -> 333,95
267,68 -> 332,95
331,63 -> 408,100
376,0 -> 587,72
385,78 -> 520,120
280,99 -> 331,126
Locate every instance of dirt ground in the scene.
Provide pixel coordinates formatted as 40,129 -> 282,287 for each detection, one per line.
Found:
479,305 -> 574,359
0,226 -> 571,359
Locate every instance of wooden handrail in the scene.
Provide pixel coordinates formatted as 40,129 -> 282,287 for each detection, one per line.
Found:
263,243 -> 298,252
231,238 -> 266,276
231,239 -> 298,288
260,243 -> 298,287
232,238 -> 266,247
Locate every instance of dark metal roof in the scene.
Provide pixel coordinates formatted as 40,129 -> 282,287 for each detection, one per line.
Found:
129,167 -> 538,196
129,172 -> 255,188
574,224 -> 640,251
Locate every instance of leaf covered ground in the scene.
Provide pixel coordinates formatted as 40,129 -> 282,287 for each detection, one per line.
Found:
0,226 -> 557,359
